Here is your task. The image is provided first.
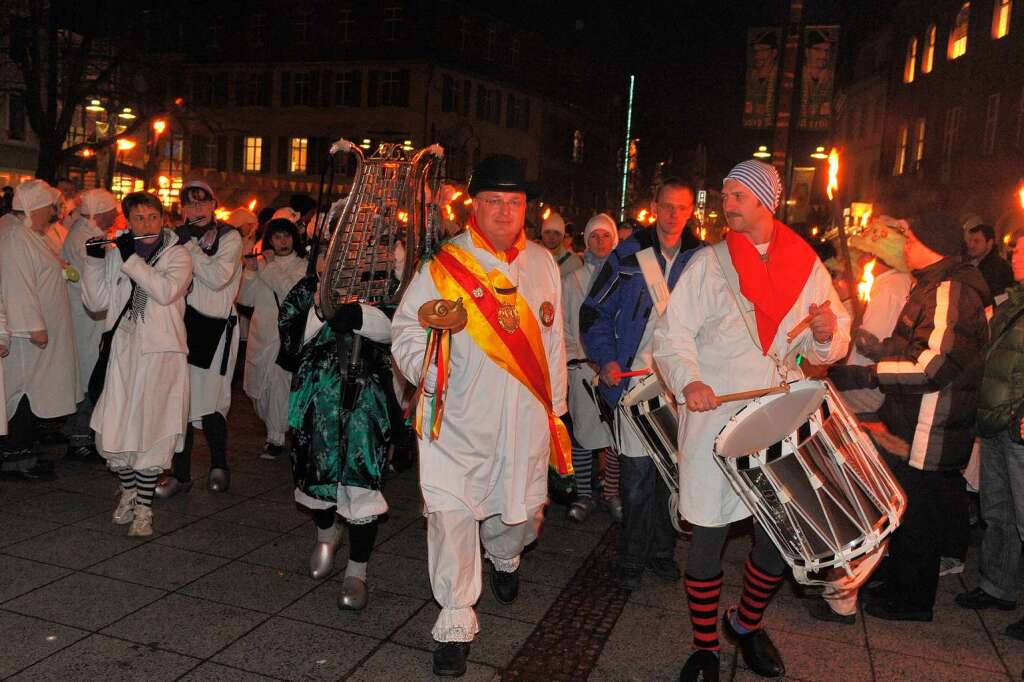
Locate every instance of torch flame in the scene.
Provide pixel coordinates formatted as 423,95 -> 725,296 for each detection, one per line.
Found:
637,208 -> 649,222
1018,183 -> 1024,210
397,210 -> 409,224
826,147 -> 839,201
247,198 -> 257,211
860,209 -> 872,227
542,207 -> 551,220
858,259 -> 876,302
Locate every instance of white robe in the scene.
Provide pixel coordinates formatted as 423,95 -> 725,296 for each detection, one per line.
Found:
652,245 -> 851,527
392,233 -> 568,525
62,216 -> 107,393
0,221 -> 79,419
562,258 -> 611,450
238,252 -> 307,443
842,268 -> 914,414
82,233 -> 192,471
0,295 -> 9,435
183,229 -> 243,421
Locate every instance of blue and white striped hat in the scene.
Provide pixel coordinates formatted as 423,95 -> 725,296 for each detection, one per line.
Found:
723,160 -> 782,213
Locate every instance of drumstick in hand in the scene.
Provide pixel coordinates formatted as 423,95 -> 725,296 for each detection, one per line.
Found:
786,300 -> 831,342
715,384 -> 790,404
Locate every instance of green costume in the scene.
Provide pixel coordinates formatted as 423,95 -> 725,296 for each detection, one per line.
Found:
279,275 -> 392,502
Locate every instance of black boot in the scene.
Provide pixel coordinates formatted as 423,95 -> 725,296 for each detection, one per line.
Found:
679,649 -> 720,682
722,608 -> 784,678
487,559 -> 520,604
432,641 -> 471,677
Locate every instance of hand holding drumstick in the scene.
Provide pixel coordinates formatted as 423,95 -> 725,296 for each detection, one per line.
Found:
786,300 -> 837,344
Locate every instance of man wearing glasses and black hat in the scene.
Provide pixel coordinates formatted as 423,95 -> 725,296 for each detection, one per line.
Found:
392,155 -> 570,677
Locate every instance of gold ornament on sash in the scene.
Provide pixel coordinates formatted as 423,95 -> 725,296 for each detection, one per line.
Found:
493,284 -> 519,333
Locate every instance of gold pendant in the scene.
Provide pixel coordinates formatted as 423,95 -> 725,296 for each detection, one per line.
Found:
497,303 -> 520,333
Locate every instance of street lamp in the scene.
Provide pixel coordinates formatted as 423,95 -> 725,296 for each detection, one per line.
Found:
753,145 -> 771,159
119,107 -> 137,120
86,98 -> 105,113
116,139 -> 137,152
152,119 -> 167,136
810,146 -> 828,159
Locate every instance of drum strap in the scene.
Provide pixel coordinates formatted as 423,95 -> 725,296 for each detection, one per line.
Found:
635,247 -> 670,317
711,241 -> 799,379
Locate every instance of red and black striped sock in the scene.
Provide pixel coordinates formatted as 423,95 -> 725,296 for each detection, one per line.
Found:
685,572 -> 723,652
736,557 -> 784,631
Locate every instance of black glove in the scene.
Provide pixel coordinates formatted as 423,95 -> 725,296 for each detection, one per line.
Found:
827,363 -> 879,390
115,231 -> 135,262
854,329 -> 885,362
85,237 -> 107,259
327,303 -> 363,336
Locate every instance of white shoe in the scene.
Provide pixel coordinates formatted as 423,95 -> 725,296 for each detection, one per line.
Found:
939,556 -> 965,576
128,505 -> 153,537
112,489 -> 137,525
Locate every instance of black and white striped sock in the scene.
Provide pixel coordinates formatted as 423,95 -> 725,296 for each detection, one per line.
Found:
135,470 -> 160,507
115,467 -> 136,491
572,447 -> 594,498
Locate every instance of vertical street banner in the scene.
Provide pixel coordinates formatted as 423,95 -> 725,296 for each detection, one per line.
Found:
744,28 -> 780,129
798,25 -> 839,130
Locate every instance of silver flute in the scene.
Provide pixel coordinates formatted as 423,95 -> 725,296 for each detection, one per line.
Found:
88,218 -> 201,245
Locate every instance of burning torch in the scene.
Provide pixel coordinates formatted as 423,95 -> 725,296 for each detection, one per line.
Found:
826,148 -> 862,321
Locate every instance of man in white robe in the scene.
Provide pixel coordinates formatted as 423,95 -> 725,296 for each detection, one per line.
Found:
392,155 -> 568,678
0,180 -> 79,479
156,180 -> 242,498
83,192 -> 192,536
562,213 -> 618,522
239,217 -> 307,458
61,189 -> 116,460
653,160 -> 849,682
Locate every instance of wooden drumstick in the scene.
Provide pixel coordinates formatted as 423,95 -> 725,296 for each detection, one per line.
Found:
715,384 -> 790,404
786,300 -> 831,342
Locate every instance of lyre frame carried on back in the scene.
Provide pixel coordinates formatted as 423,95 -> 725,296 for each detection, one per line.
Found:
314,138 -> 445,321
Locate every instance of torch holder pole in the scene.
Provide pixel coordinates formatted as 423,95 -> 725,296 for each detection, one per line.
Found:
833,196 -> 862,324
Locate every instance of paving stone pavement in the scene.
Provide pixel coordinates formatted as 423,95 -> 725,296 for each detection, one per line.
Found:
1,387 -> 1021,680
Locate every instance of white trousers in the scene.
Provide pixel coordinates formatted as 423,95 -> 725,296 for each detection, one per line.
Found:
428,503 -> 544,642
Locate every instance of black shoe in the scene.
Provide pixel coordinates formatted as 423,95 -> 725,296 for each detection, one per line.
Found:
614,565 -> 643,592
1005,617 -> 1024,640
647,557 -> 682,583
488,560 -> 519,604
64,444 -> 99,461
863,598 -> 933,622
432,641 -> 471,677
955,587 -> 1016,611
722,608 -> 785,678
804,599 -> 856,625
679,649 -> 720,682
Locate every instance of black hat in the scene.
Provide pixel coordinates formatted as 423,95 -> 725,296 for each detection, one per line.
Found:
468,154 -> 537,199
912,211 -> 963,258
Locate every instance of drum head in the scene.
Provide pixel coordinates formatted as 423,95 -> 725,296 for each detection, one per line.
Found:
716,383 -> 826,458
622,373 -> 666,406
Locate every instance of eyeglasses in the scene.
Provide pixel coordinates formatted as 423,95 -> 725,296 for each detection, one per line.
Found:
479,196 -> 525,210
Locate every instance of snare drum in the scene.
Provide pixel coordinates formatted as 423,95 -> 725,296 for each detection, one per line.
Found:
619,373 -> 682,531
713,379 -> 906,584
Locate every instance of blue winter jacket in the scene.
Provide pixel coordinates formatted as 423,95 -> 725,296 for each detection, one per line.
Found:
579,227 -> 701,406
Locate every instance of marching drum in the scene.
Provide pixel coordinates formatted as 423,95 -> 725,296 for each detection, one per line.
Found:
618,373 -> 683,531
713,379 -> 906,584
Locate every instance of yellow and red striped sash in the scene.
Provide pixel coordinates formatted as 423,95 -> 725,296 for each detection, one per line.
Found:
427,242 -> 573,475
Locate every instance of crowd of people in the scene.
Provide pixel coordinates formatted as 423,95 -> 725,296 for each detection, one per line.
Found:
2,153 -> 1024,680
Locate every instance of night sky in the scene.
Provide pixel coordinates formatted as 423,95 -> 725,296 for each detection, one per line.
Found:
486,0 -> 895,181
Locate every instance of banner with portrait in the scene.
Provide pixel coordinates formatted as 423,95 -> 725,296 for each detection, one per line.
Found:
744,28 -> 780,129
797,25 -> 839,130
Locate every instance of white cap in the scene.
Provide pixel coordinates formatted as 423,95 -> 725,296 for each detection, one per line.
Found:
541,211 -> 565,236
79,189 -> 118,216
226,207 -> 258,229
584,213 -> 619,250
272,207 -> 301,223
12,179 -> 61,213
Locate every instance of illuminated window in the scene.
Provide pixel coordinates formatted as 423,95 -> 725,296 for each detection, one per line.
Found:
993,0 -> 1012,37
243,136 -> 262,172
893,124 -> 909,175
913,118 -> 926,171
984,93 -> 1000,154
948,3 -> 970,59
922,24 -> 937,72
904,36 -> 918,82
289,137 -> 308,174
